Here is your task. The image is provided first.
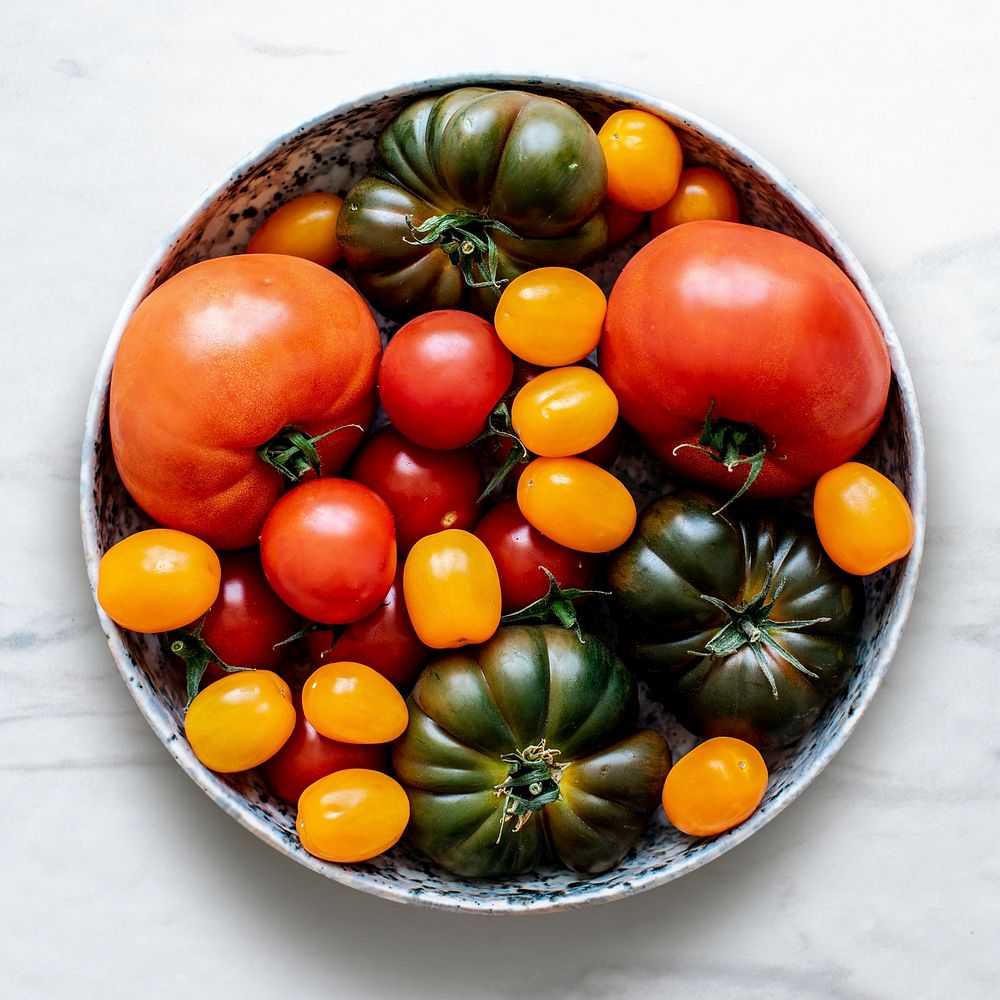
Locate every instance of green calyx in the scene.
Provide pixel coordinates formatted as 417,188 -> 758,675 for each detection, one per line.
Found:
258,424 -> 363,482
167,620 -> 248,708
500,567 -> 610,643
697,562 -> 831,698
493,740 -> 565,839
404,212 -> 516,289
474,400 -> 532,502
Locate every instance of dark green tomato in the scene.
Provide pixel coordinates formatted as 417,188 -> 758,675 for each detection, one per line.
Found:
392,625 -> 670,877
337,88 -> 608,320
608,492 -> 864,750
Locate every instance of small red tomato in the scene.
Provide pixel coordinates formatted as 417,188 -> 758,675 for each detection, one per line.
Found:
350,425 -> 482,553
305,566 -> 429,689
603,198 -> 648,247
260,479 -> 396,624
260,692 -> 388,804
474,499 -> 599,613
378,310 -> 514,450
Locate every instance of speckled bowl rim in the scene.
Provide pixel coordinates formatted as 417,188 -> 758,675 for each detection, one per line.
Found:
80,72 -> 926,914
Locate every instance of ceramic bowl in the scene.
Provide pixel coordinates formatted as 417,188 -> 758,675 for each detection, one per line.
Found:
80,74 -> 925,914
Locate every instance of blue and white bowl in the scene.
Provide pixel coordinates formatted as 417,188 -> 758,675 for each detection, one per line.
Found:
80,74 -> 925,914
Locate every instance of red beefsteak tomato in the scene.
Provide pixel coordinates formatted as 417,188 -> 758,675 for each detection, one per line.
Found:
600,221 -> 891,498
110,254 -> 381,549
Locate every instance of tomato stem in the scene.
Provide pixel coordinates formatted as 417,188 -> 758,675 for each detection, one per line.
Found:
404,212 -> 517,289
500,567 -> 609,643
258,424 -> 364,482
493,740 -> 565,840
474,401 -> 532,501
167,619 -> 248,708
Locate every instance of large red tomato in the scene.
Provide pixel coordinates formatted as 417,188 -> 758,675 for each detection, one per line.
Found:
110,254 -> 381,549
600,222 -> 891,498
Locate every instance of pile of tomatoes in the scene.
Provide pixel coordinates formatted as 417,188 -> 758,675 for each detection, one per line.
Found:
96,88 -> 916,876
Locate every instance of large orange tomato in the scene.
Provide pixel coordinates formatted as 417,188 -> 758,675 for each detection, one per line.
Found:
600,221 -> 891,499
110,254 -> 381,549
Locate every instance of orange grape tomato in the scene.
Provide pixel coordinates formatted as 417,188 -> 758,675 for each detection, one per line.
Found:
598,109 -> 683,212
301,661 -> 408,744
402,529 -> 502,649
185,670 -> 295,773
662,737 -> 768,837
97,528 -> 221,633
516,457 -> 637,553
511,366 -> 619,458
494,267 -> 607,367
650,166 -> 741,234
813,462 -> 915,575
296,769 -> 410,863
246,192 -> 344,267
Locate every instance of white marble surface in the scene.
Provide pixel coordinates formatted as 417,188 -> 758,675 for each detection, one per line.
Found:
3,1 -> 999,996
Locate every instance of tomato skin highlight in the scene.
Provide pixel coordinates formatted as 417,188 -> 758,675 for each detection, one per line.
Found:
296,769 -> 410,863
598,110 -> 683,211
813,462 -> 915,575
98,528 -> 221,633
246,192 -> 344,266
403,530 -> 502,648
302,661 -> 409,744
517,457 -> 636,553
260,479 -> 396,624
378,310 -> 513,450
650,166 -> 740,234
186,670 -> 296,773
661,737 -> 768,837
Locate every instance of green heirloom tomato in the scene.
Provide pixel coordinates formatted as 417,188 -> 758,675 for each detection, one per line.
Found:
392,625 -> 669,877
337,88 -> 608,320
608,492 -> 864,750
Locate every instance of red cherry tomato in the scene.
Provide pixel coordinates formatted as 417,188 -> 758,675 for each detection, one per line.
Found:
260,479 -> 396,624
474,499 -> 599,613
305,566 -> 429,689
260,692 -> 388,804
349,425 -> 482,553
378,310 -> 513,450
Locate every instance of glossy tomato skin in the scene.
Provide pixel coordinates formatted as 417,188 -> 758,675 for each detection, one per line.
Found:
260,479 -> 395,624
261,692 -> 388,805
601,221 -> 891,498
110,254 -> 380,549
598,110 -> 683,211
246,192 -> 344,267
650,166 -> 740,234
302,661 -> 409,744
474,499 -> 599,613
379,311 -> 514,450
304,566 -> 429,689
349,425 -> 481,552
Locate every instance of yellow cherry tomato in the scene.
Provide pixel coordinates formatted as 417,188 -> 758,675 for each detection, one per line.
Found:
403,529 -> 502,648
511,366 -> 619,458
662,737 -> 768,837
598,109 -> 683,212
296,769 -> 410,863
517,457 -> 636,553
185,670 -> 295,773
813,462 -> 915,575
494,267 -> 607,366
246,192 -> 344,267
650,166 -> 741,234
97,528 -> 221,633
302,661 -> 408,744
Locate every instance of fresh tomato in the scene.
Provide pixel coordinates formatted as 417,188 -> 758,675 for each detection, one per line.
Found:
494,267 -> 607,367
474,499 -> 599,613
260,479 -> 395,624
110,254 -> 380,549
305,566 -> 429,688
661,737 -> 768,837
261,692 -> 388,805
378,310 -> 513,450
813,462 -> 915,575
650,166 -> 740,234
296,769 -> 410,863
97,529 -> 220,633
511,365 -> 619,458
403,530 -> 502,648
598,109 -> 683,212
185,670 -> 295,773
349,425 -> 481,552
603,198 -> 648,247
517,457 -> 636,553
302,661 -> 409,744
246,192 -> 344,267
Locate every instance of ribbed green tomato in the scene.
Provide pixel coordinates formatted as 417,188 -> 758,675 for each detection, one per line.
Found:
608,492 -> 864,750
337,88 -> 608,319
392,625 -> 670,877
